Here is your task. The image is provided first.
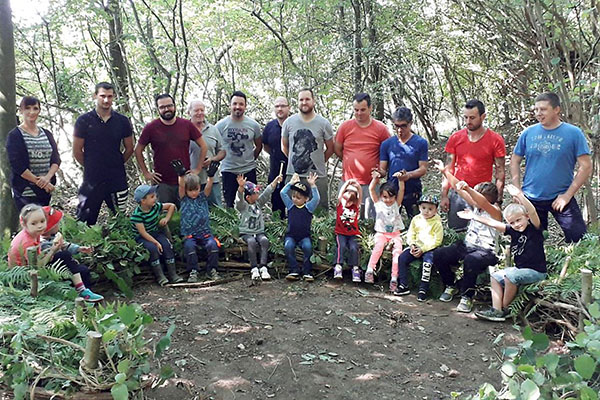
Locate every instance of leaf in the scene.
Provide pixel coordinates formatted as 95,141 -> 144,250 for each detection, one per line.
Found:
117,360 -> 130,374
115,372 -> 127,384
159,365 -> 174,382
519,379 -> 540,400
530,333 -> 549,351
493,332 -> 505,345
111,382 -> 129,400
574,355 -> 596,379
538,353 -> 559,375
517,364 -> 535,375
155,325 -> 175,358
580,386 -> 598,400
118,304 -> 137,326
589,302 -> 600,319
550,57 -> 561,66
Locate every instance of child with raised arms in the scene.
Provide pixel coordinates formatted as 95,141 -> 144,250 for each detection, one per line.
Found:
333,179 -> 363,282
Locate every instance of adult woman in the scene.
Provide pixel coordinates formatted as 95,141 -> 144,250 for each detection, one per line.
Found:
6,96 -> 61,210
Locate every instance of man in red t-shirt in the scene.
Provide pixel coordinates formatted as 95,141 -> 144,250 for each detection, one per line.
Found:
441,100 -> 506,230
135,94 -> 207,206
334,93 -> 390,219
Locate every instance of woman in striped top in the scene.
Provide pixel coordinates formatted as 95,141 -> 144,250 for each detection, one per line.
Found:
6,96 -> 60,211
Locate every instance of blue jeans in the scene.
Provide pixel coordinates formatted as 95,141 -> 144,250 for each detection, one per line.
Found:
492,267 -> 546,286
529,196 -> 586,243
284,236 -> 313,275
398,248 -> 435,292
136,232 -> 175,265
183,234 -> 219,272
334,234 -> 358,266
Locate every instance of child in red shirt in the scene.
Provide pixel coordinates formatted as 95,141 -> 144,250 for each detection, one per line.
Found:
333,179 -> 362,282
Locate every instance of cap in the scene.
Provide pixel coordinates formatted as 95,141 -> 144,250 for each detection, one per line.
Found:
418,194 -> 439,206
290,182 -> 310,197
134,184 -> 157,203
42,206 -> 63,233
244,182 -> 261,197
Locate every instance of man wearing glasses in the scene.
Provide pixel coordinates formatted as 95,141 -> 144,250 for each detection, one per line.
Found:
377,107 -> 429,219
135,94 -> 207,206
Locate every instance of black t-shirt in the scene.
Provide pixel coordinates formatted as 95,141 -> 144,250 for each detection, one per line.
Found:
262,119 -> 288,181
74,110 -> 133,191
504,223 -> 547,273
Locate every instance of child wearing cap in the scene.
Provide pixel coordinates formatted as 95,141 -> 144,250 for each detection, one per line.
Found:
130,184 -> 180,286
333,179 -> 363,282
395,193 -> 443,301
280,173 -> 320,281
40,206 -> 104,302
235,173 -> 283,281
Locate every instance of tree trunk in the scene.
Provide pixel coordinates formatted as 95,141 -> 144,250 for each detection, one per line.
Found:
0,0 -> 18,236
106,0 -> 131,115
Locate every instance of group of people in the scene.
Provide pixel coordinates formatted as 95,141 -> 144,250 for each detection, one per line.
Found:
6,83 -> 592,318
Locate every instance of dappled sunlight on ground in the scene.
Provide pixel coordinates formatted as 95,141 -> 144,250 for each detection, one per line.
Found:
215,325 -> 253,334
211,376 -> 250,389
354,371 -> 384,381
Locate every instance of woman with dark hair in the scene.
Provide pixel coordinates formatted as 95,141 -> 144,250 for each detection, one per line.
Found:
6,96 -> 61,210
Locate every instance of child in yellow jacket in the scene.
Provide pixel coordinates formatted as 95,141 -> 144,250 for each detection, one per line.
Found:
394,194 -> 443,301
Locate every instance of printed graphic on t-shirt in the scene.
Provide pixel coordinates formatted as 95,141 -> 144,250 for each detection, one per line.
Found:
292,129 -> 317,174
531,133 -> 564,155
226,128 -> 249,157
511,234 -> 527,257
340,206 -> 357,232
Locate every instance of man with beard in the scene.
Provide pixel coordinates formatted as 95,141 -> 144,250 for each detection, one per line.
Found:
282,88 -> 334,211
188,99 -> 226,207
262,96 -> 290,218
135,94 -> 207,207
73,82 -> 134,225
216,91 -> 262,208
441,100 -> 506,231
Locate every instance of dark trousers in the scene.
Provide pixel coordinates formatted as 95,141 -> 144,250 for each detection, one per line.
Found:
13,190 -> 51,212
398,248 -> 435,292
402,191 -> 421,219
136,232 -> 174,265
183,234 -> 219,272
77,181 -> 127,225
269,167 -> 287,218
284,236 -> 312,275
334,234 -> 359,266
529,196 -> 586,243
53,250 -> 92,288
222,170 -> 257,208
434,241 -> 498,298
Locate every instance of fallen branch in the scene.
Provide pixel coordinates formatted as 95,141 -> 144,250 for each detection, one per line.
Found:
2,332 -> 85,353
226,307 -> 273,326
164,274 -> 243,288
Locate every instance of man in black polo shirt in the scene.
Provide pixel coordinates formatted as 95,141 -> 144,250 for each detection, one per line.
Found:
73,82 -> 134,225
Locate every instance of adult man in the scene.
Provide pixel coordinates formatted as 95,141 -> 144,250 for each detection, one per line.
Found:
334,93 -> 390,219
441,100 -> 506,231
378,107 -> 428,218
282,88 -> 334,211
262,96 -> 290,218
216,91 -> 262,208
135,94 -> 207,207
73,82 -> 134,225
188,99 -> 225,207
510,92 -> 591,243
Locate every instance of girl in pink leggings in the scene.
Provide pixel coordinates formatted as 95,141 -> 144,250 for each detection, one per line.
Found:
365,171 -> 405,291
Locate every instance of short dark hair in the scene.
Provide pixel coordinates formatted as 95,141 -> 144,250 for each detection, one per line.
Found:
19,96 -> 40,109
474,182 -> 498,204
155,93 -> 174,107
379,181 -> 397,197
535,92 -> 560,108
95,82 -> 114,94
298,87 -> 314,99
353,93 -> 371,107
391,106 -> 413,123
465,99 -> 485,116
230,91 -> 247,103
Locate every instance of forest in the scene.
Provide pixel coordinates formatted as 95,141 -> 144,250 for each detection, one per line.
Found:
1,0 -> 600,399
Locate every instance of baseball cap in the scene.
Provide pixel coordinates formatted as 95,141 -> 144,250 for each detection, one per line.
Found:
244,182 -> 261,197
290,182 -> 310,197
418,194 -> 439,206
134,185 -> 157,203
42,206 -> 63,233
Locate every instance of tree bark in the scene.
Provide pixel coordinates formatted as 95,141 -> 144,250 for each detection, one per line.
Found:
106,0 -> 131,114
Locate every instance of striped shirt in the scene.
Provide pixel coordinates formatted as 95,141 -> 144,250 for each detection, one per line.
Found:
131,202 -> 162,236
19,127 -> 53,197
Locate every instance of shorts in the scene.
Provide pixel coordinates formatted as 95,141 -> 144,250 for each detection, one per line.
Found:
491,267 -> 546,286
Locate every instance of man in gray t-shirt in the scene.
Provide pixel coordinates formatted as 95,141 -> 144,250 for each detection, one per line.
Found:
216,91 -> 262,207
282,88 -> 334,211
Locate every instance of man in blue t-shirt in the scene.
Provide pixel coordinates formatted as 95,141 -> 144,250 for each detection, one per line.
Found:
510,92 -> 592,243
377,107 -> 429,219
73,82 -> 134,225
262,96 -> 289,218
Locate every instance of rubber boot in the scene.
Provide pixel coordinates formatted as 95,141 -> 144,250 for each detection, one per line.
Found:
166,262 -> 184,283
151,264 -> 168,286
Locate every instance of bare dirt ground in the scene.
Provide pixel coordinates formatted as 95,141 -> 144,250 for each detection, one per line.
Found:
138,275 -> 516,400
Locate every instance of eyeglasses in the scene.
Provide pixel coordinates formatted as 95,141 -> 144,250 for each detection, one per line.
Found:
394,123 -> 409,129
158,104 -> 175,110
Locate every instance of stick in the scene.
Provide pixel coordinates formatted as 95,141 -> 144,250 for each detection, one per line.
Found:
287,356 -> 297,381
267,360 -> 280,380
226,308 -> 273,326
557,256 -> 571,283
74,297 -> 86,322
2,332 -> 85,353
84,331 -> 102,369
165,274 -> 243,288
580,268 -> 593,330
279,162 -> 285,177
30,270 -> 39,297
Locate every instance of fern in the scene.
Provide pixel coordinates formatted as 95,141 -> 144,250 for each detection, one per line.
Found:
0,265 -> 31,287
38,260 -> 72,281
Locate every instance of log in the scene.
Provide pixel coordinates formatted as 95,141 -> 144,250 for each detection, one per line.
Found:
557,256 -> 571,283
164,274 -> 243,288
579,268 -> 593,330
318,236 -> 328,253
83,331 -> 103,370
30,270 -> 38,297
74,297 -> 85,322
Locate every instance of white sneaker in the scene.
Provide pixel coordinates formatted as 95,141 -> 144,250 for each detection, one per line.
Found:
251,267 -> 260,281
260,266 -> 271,280
334,264 -> 343,279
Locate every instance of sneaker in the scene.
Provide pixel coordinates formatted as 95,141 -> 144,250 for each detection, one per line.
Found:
352,267 -> 361,283
260,266 -> 271,281
303,274 -> 315,282
475,307 -> 506,322
364,269 -> 374,284
79,288 -> 104,303
439,286 -> 458,302
188,270 -> 199,283
394,284 -> 410,296
334,265 -> 343,279
251,267 -> 261,281
286,272 -> 300,281
417,290 -> 427,302
208,269 -> 222,281
456,296 -> 473,313
389,280 -> 398,293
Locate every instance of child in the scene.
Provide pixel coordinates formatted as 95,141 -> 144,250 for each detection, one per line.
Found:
333,179 -> 363,282
173,159 -> 221,283
459,185 -> 547,322
235,173 -> 283,281
432,159 -> 502,313
131,184 -> 180,286
8,204 -> 103,302
365,171 -> 405,291
280,173 -> 320,281
395,194 -> 443,301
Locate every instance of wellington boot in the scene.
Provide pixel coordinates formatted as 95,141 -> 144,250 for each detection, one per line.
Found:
166,263 -> 184,283
151,264 -> 168,286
